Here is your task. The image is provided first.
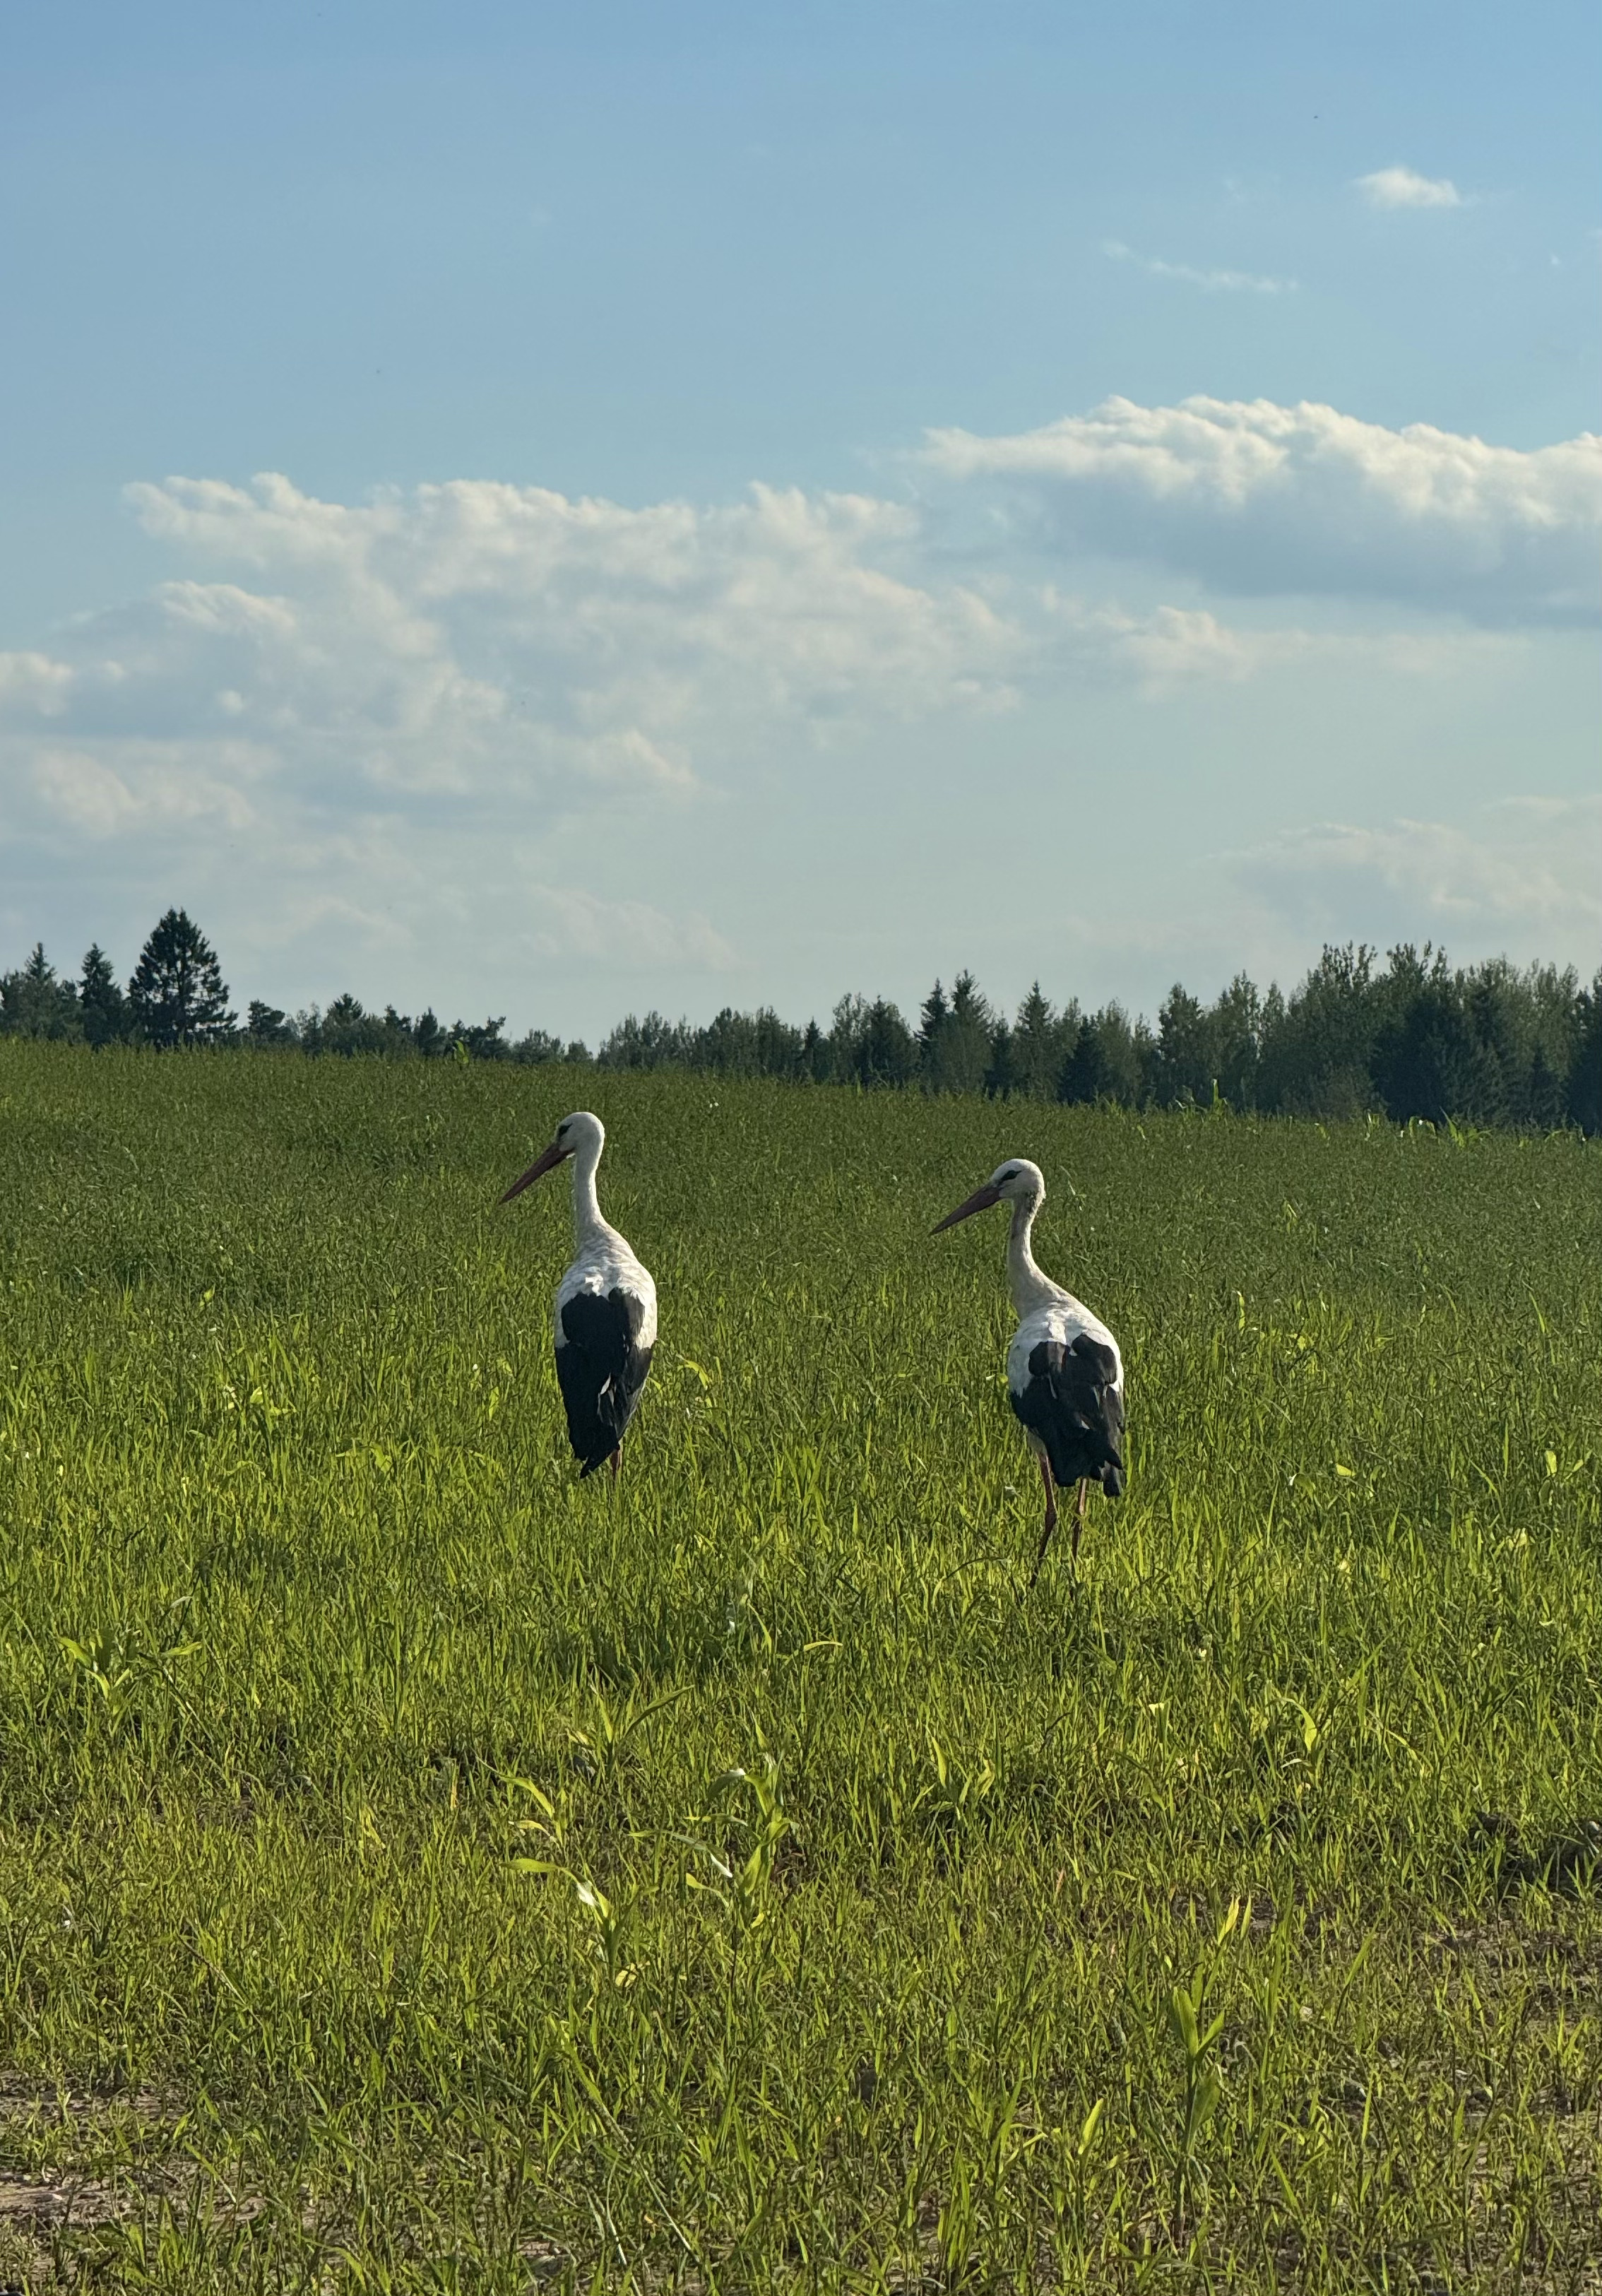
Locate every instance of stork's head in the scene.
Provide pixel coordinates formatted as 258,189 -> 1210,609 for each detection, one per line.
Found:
499,1109 -> 605,1204
932,1156 -> 1045,1233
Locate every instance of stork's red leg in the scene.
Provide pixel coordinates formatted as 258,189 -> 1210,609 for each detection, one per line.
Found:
608,1445 -> 622,1483
1028,1455 -> 1058,1589
1070,1477 -> 1088,1564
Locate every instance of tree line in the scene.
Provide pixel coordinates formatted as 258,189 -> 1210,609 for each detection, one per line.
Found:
0,911 -> 579,1066
4,906 -> 1598,1135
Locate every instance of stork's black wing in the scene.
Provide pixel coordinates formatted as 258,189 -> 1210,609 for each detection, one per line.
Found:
555,1286 -> 655,1475
1009,1333 -> 1125,1496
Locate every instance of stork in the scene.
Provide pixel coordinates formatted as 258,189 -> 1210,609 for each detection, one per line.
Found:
500,1111 -> 657,1479
935,1158 -> 1125,1582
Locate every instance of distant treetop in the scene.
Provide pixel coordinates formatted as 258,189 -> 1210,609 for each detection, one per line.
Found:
129,909 -> 235,1048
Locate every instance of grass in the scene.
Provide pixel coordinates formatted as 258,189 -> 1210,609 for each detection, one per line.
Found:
0,1038 -> 1598,2291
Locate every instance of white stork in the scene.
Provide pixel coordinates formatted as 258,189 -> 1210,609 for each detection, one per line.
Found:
935,1157 -> 1125,1582
499,1111 -> 657,1480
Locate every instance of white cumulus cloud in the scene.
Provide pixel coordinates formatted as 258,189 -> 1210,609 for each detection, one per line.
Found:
119,472 -> 1019,755
0,468 -> 1031,996
1,470 -> 1028,837
922,396 -> 1602,625
2,422 -> 1589,1014
1355,165 -> 1463,211
1233,798 -> 1602,949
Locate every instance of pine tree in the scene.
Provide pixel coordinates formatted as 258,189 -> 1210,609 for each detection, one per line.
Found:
246,1000 -> 296,1046
937,971 -> 992,1094
1058,1005 -> 1146,1108
79,944 -> 128,1048
0,944 -> 83,1041
1209,974 -> 1262,1111
916,979 -> 950,1091
128,910 -> 235,1047
949,971 -> 990,1030
1156,983 -> 1211,1107
984,1019 -> 1018,1099
1528,1046 -> 1563,1132
858,999 -> 917,1087
456,1017 -> 509,1061
1014,981 -> 1074,1099
826,994 -> 870,1081
1568,974 -> 1602,1135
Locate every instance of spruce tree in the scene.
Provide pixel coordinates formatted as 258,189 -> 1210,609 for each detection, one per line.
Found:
128,910 -> 235,1047
1155,983 -> 1212,1107
78,944 -> 128,1047
858,998 -> 917,1088
916,979 -> 950,1091
1014,982 -> 1074,1100
984,1019 -> 1018,1099
1568,975 -> 1602,1135
0,945 -> 83,1040
940,971 -> 992,1095
246,1000 -> 296,1046
949,971 -> 990,1030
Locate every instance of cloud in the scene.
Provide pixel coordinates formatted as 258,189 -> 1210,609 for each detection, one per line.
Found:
0,651 -> 76,715
0,470 -> 1032,993
1355,165 -> 1462,211
120,473 -> 1019,753
22,446 -> 1424,900
1,469 -> 1027,839
6,442 -> 1472,890
1234,798 -> 1602,949
1040,594 -> 1499,690
518,885 -> 736,971
922,396 -> 1602,625
31,745 -> 257,838
2,427 -> 1590,1014
1043,596 -> 1315,685
1103,240 -> 1296,295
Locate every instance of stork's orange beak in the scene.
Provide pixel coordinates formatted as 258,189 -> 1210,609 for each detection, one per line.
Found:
499,1139 -> 571,1204
932,1180 -> 1002,1234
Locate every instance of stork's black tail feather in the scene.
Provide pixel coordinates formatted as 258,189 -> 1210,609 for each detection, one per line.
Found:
1010,1333 -> 1125,1494
555,1286 -> 655,1474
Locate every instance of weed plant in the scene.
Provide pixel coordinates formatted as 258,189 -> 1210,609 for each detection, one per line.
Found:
0,1041 -> 1598,2290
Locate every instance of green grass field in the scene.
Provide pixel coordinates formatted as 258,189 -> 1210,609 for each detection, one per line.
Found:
0,1040 -> 1598,2291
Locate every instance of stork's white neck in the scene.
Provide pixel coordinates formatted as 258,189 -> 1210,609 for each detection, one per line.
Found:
1007,1186 -> 1060,1318
569,1132 -> 608,1245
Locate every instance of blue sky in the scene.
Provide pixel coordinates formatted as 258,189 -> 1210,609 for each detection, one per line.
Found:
2,0 -> 1596,1036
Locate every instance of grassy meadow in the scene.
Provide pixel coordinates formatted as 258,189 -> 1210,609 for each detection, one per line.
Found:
0,1038 -> 1598,2290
